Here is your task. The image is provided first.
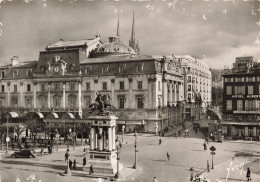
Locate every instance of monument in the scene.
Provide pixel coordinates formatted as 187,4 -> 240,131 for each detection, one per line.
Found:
83,93 -> 123,176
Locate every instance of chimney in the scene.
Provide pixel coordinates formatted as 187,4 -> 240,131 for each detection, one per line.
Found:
11,56 -> 20,66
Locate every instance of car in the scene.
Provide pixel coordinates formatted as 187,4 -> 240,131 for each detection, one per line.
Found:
11,149 -> 37,158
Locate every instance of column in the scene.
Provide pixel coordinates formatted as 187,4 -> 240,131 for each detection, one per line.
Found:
90,127 -> 95,150
103,129 -> 107,150
94,80 -> 98,94
112,126 -> 116,150
7,82 -> 10,107
111,79 -> 115,106
174,82 -> 177,104
169,82 -> 173,106
179,82 -> 182,101
95,127 -> 98,150
129,78 -> 133,108
20,82 -> 24,107
176,83 -> 180,102
253,127 -> 256,137
245,126 -> 248,137
33,83 -> 37,109
108,127 -> 112,151
48,83 -> 51,109
162,80 -> 168,107
98,127 -> 103,151
78,81 -> 82,118
148,79 -> 152,107
63,82 -> 66,108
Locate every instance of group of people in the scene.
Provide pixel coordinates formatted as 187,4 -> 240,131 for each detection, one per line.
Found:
65,150 -> 77,170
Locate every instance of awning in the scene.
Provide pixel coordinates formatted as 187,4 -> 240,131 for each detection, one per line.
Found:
35,112 -> 44,119
221,121 -> 260,126
61,112 -> 75,119
207,108 -> 222,120
46,112 -> 59,119
4,112 -> 19,118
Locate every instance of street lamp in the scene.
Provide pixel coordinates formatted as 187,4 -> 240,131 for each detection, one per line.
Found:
6,116 -> 9,154
68,128 -> 71,151
73,118 -> 75,150
210,146 -> 216,169
115,141 -> 120,179
122,125 -> 125,143
133,132 -> 138,169
190,167 -> 194,182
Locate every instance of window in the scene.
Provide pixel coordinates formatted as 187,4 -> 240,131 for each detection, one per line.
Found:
40,66 -> 46,72
226,86 -> 232,95
12,97 -> 18,108
85,67 -> 91,74
86,82 -> 90,91
137,97 -> 144,109
1,85 -> 4,92
227,115 -> 232,120
120,81 -> 124,90
226,100 -> 232,110
68,95 -> 77,108
25,97 -> 32,108
54,83 -> 60,90
39,95 -> 47,108
84,96 -> 91,108
119,64 -> 125,73
14,85 -> 17,92
225,78 -> 233,82
41,84 -> 45,91
13,70 -> 19,78
248,86 -> 254,95
102,65 -> 109,73
136,64 -> 144,72
235,77 -> 244,82
118,97 -> 125,109
1,71 -> 5,78
245,100 -> 257,111
53,96 -> 61,108
188,85 -> 191,91
234,86 -> 245,95
237,100 -> 243,111
103,82 -> 107,90
188,76 -> 191,83
26,69 -> 33,77
69,64 -> 75,70
138,81 -> 143,90
27,84 -> 31,92
246,77 -> 255,82
70,82 -> 75,91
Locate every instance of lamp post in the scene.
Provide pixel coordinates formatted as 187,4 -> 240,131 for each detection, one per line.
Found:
210,146 -> 216,169
6,116 -> 9,154
68,128 -> 71,151
64,149 -> 71,176
190,167 -> 194,182
122,125 -> 125,143
133,132 -> 138,169
73,119 -> 75,150
115,141 -> 120,179
55,129 -> 59,151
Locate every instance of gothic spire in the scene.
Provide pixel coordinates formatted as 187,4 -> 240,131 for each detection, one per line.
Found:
116,14 -> 120,38
129,11 -> 136,50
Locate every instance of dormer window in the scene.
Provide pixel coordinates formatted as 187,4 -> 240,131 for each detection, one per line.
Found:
136,64 -> 144,72
119,64 -> 126,73
1,71 -> 5,78
102,65 -> 109,74
85,66 -> 92,74
13,69 -> 19,78
40,66 -> 46,72
26,69 -> 33,77
69,64 -> 75,70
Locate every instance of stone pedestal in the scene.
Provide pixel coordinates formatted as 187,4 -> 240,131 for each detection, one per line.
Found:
83,115 -> 123,175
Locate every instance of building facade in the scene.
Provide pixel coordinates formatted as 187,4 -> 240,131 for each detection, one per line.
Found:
222,55 -> 260,140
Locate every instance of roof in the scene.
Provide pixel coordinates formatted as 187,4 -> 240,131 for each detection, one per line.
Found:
47,38 -> 99,49
0,61 -> 38,69
94,42 -> 135,55
81,54 -> 155,64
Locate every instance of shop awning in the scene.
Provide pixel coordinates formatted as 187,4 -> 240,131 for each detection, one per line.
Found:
61,112 -> 75,119
4,112 -> 19,118
35,112 -> 44,119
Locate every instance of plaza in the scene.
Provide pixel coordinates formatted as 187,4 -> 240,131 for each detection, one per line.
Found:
0,132 -> 259,182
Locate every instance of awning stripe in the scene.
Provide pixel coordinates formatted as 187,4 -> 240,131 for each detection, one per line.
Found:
52,113 -> 59,119
7,112 -> 19,118
35,112 -> 44,119
67,113 -> 75,119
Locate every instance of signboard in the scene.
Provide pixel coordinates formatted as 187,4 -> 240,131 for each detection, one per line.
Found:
234,110 -> 260,114
6,137 -> 10,142
211,151 -> 216,155
232,95 -> 260,99
210,146 -> 216,152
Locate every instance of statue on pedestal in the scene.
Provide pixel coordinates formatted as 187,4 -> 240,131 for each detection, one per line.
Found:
89,93 -> 115,115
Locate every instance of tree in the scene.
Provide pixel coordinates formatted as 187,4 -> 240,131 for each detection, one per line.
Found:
13,124 -> 26,143
0,125 -> 6,150
75,123 -> 90,145
26,119 -> 43,143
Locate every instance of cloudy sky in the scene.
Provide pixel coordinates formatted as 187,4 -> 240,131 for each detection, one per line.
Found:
0,0 -> 259,69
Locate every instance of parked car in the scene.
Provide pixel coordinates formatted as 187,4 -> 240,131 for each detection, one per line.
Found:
11,149 -> 37,158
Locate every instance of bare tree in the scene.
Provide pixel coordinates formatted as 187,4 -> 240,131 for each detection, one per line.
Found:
75,123 -> 90,145
26,119 -> 43,143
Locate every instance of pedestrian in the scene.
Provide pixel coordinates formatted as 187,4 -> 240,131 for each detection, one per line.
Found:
83,157 -> 86,166
203,143 -> 207,151
207,160 -> 210,172
89,164 -> 94,175
41,147 -> 44,156
175,131 -> 178,138
73,159 -> 76,170
167,152 -> 170,162
246,167 -> 251,181
69,159 -> 73,170
159,138 -> 162,145
65,152 -> 69,162
153,177 -> 158,182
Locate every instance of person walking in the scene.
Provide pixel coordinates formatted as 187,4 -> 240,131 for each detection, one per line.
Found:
83,157 -> 86,166
167,152 -> 170,162
207,160 -> 210,172
73,159 -> 76,170
89,164 -> 94,175
41,147 -> 44,156
246,167 -> 251,181
203,143 -> 207,151
153,177 -> 158,182
69,159 -> 73,170
65,151 -> 69,162
159,138 -> 162,145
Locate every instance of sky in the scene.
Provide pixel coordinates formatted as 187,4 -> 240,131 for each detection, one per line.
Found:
0,0 -> 259,69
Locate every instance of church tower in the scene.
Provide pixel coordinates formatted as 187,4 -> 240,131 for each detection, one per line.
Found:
129,12 -> 140,54
116,14 -> 120,38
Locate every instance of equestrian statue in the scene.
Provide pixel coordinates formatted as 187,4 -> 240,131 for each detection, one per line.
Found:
89,92 -> 115,115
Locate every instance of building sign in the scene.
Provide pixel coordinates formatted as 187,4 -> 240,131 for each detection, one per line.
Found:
233,110 -> 260,114
232,95 -> 260,99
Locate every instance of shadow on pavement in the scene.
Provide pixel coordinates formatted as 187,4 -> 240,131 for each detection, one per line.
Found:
190,149 -> 204,151
149,159 -> 166,162
165,163 -> 206,170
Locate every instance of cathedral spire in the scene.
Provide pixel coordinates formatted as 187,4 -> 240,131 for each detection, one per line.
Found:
116,14 -> 120,38
129,11 -> 140,54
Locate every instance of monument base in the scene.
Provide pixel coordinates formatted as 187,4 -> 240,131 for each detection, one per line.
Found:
83,150 -> 123,175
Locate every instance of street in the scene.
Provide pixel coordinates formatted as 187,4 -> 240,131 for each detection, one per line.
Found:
0,135 -> 260,182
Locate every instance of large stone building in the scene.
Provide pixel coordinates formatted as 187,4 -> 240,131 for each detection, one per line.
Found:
222,55 -> 260,140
